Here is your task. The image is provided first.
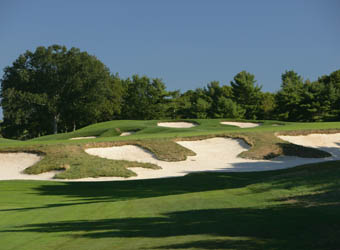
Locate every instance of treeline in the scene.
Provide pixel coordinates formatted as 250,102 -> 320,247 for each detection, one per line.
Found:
121,69 -> 340,122
1,45 -> 339,139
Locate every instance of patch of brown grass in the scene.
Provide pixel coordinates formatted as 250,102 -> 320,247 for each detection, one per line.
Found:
277,129 -> 340,136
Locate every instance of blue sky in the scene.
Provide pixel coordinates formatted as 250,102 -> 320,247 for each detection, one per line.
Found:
1,0 -> 339,119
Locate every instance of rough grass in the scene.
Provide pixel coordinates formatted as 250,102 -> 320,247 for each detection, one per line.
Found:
21,138 -> 194,179
5,144 -> 160,179
86,139 -> 196,162
277,128 -> 340,136
1,161 -> 340,249
175,131 -> 331,159
235,132 -> 332,159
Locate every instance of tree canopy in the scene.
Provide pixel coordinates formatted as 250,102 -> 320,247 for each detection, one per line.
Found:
0,45 -> 122,139
230,71 -> 262,119
1,45 -> 340,140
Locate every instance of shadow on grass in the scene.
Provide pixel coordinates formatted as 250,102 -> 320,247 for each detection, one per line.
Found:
3,160 -> 340,213
0,171 -> 268,212
2,204 -> 340,249
2,161 -> 340,249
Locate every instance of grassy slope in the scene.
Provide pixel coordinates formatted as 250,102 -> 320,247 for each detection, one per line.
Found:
27,119 -> 340,143
1,120 -> 340,249
1,161 -> 340,250
1,119 -> 339,179
0,138 -> 18,144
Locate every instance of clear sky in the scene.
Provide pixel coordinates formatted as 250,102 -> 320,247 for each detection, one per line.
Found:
0,0 -> 339,120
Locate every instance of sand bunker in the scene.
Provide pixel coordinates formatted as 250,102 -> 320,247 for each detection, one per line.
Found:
278,133 -> 340,158
220,121 -> 260,128
85,136 -> 339,181
157,122 -> 196,128
0,153 -> 58,180
120,132 -> 135,136
2,134 -> 339,182
70,136 -> 96,140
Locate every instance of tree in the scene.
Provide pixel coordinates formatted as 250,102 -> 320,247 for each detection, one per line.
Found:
121,75 -> 174,120
316,70 -> 340,120
216,97 -> 245,118
0,45 -> 122,139
174,90 -> 194,119
203,81 -> 234,118
257,92 -> 276,120
175,88 -> 211,119
275,71 -> 305,121
230,71 -> 262,119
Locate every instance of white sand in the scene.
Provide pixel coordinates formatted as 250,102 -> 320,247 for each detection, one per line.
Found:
0,153 -> 58,180
70,136 -> 96,140
120,132 -> 134,136
84,136 -> 339,181
220,121 -> 260,128
2,133 -> 339,182
157,122 -> 196,128
278,133 -> 340,158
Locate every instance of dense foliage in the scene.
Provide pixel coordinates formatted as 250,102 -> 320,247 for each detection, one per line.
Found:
0,45 -> 122,139
1,45 -> 340,139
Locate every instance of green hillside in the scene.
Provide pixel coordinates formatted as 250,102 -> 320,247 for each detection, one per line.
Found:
0,119 -> 340,249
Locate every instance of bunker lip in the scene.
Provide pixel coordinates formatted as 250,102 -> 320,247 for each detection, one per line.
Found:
70,136 -> 97,140
0,152 -> 49,180
277,133 -> 340,158
220,121 -> 260,128
83,135 -> 339,181
120,132 -> 135,136
157,122 -> 197,128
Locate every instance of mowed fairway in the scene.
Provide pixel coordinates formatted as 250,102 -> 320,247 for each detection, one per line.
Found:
1,119 -> 340,249
1,162 -> 340,250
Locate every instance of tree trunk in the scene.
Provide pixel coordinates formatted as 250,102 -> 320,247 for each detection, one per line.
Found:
53,115 -> 59,134
73,121 -> 76,131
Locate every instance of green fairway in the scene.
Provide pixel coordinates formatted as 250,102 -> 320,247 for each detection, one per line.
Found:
25,119 -> 340,143
1,161 -> 340,250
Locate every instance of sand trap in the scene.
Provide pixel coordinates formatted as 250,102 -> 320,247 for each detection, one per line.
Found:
120,132 -> 135,136
278,133 -> 340,158
84,136 -> 339,181
2,134 -> 339,182
0,153 -> 59,180
70,136 -> 96,140
220,121 -> 260,128
157,122 -> 196,128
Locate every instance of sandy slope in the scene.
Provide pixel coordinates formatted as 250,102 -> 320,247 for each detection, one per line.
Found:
220,121 -> 260,128
84,136 -> 339,181
278,133 -> 340,158
120,132 -> 134,136
157,122 -> 196,128
0,153 -> 58,180
1,134 -> 340,181
70,136 -> 97,140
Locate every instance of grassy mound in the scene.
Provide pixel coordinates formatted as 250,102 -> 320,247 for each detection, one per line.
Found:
18,138 -> 194,179
27,119 -> 289,142
21,144 -> 160,179
236,132 -> 332,159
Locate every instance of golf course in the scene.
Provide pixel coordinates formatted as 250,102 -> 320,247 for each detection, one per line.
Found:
1,119 -> 340,249
1,1 -> 339,248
